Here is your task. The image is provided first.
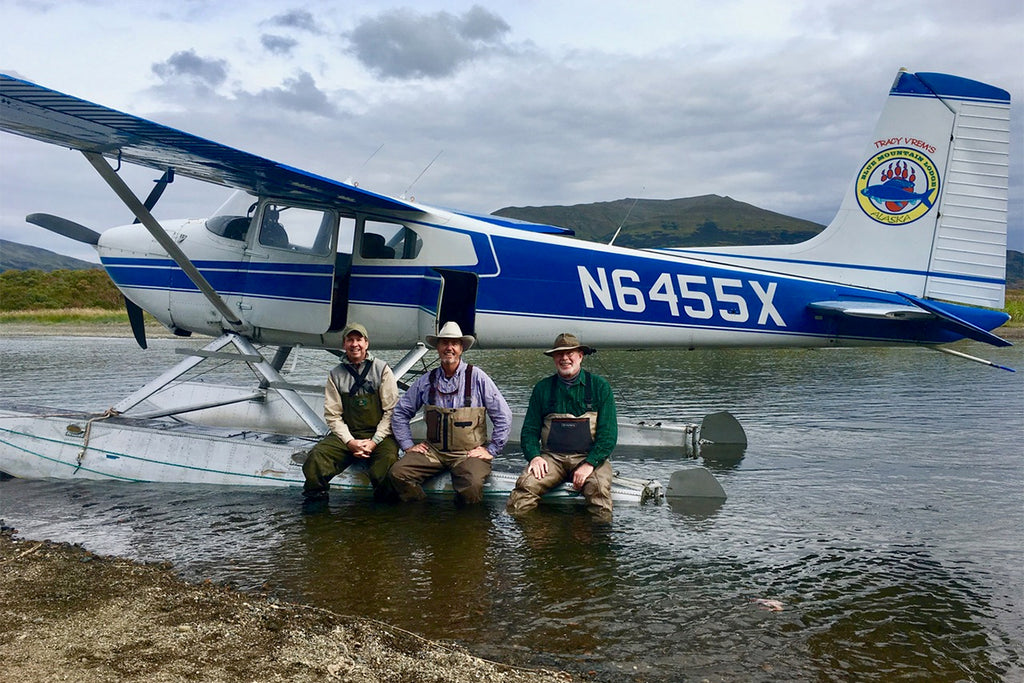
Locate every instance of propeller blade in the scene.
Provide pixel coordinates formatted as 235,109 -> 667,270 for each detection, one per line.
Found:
25,213 -> 100,245
124,297 -> 148,349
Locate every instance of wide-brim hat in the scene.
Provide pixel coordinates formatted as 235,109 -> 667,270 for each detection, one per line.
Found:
426,321 -> 475,350
341,322 -> 368,339
544,332 -> 595,356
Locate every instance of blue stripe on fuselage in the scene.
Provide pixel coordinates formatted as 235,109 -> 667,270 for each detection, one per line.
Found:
101,257 -> 333,304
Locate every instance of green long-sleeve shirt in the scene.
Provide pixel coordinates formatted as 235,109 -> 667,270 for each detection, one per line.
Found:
520,369 -> 618,466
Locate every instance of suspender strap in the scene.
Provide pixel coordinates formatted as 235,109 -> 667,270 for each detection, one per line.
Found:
343,360 -> 374,396
427,364 -> 474,407
428,368 -> 439,405
463,365 -> 474,407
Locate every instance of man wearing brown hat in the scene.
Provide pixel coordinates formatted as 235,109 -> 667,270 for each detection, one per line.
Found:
389,321 -> 512,505
301,322 -> 400,502
507,332 -> 618,520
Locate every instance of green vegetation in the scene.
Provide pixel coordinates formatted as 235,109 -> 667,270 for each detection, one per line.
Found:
0,307 -> 130,325
1004,290 -> 1023,327
1,269 -> 122,311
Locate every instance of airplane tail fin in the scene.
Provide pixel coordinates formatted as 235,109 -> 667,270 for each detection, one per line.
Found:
677,70 -> 1012,308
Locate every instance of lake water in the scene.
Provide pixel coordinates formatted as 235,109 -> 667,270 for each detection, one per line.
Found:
1,335 -> 1022,681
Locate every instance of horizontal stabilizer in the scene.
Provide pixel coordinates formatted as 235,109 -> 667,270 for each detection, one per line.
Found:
807,300 -> 933,320
896,292 -> 1012,347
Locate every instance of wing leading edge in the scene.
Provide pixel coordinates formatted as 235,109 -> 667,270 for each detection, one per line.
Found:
0,73 -> 417,213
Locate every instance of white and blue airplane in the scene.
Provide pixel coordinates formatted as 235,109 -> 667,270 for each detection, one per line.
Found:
0,69 -> 1012,365
0,69 -> 1012,495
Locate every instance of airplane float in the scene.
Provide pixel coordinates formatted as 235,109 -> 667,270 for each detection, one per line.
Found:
0,69 -> 1012,505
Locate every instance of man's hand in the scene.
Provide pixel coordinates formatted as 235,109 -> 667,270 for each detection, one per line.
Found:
527,456 -> 548,480
466,446 -> 493,460
346,438 -> 376,458
406,441 -> 431,455
572,462 -> 595,490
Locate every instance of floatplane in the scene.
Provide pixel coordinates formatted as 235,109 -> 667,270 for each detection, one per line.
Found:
0,69 -> 1013,505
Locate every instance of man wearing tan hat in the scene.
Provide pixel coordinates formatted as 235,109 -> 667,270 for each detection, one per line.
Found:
302,322 -> 400,502
507,332 -> 618,520
389,321 -> 512,505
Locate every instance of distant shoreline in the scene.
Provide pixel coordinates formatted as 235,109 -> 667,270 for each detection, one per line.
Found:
0,322 -> 180,339
2,320 -> 1021,341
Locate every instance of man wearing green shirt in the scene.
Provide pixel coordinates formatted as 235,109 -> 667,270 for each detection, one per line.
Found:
507,333 -> 618,520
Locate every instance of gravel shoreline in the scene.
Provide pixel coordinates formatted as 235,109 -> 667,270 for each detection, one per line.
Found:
0,528 -> 572,683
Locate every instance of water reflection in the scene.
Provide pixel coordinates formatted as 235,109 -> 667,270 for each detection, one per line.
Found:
500,509 -> 619,662
665,495 -> 725,519
698,443 -> 746,469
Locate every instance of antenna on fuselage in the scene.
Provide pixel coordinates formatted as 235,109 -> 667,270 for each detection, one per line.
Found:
402,150 -> 443,201
345,143 -> 385,187
608,190 -> 643,246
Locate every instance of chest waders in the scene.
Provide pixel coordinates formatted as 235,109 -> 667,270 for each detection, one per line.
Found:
340,361 -> 383,438
424,365 -> 488,454
540,373 -> 598,454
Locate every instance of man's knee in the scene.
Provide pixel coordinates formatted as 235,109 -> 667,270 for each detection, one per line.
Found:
581,471 -> 613,517
452,459 -> 490,505
506,487 -> 540,515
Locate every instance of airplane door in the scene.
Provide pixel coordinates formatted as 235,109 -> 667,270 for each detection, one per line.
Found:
435,268 -> 478,336
240,202 -> 338,334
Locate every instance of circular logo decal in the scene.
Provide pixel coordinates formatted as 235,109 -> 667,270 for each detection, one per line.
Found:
856,147 -> 940,225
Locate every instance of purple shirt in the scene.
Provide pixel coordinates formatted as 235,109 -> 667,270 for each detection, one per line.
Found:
392,360 -> 512,456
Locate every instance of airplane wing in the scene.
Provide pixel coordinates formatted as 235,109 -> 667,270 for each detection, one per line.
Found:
0,72 -> 419,213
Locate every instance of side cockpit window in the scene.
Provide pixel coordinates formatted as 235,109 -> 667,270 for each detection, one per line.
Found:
258,203 -> 337,255
360,220 -> 423,260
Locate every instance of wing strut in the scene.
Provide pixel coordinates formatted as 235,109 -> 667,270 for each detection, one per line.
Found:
82,151 -> 251,335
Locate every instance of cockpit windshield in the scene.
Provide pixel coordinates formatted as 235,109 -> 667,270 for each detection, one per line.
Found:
205,190 -> 258,241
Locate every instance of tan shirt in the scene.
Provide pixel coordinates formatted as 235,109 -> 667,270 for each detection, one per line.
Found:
323,355 -> 398,444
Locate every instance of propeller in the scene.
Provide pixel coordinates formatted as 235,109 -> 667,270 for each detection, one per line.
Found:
25,169 -> 175,350
25,213 -> 100,245
27,211 -> 148,348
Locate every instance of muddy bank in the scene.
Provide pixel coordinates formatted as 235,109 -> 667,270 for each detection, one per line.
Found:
0,529 -> 572,683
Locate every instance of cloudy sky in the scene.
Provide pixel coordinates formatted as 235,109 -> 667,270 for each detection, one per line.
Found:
1,0 -> 1022,263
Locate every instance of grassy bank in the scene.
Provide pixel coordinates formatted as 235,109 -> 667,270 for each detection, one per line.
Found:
0,307 -> 131,325
1003,289 -> 1023,327
0,308 -> 176,339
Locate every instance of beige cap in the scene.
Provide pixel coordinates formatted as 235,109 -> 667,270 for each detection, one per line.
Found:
341,322 -> 368,339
